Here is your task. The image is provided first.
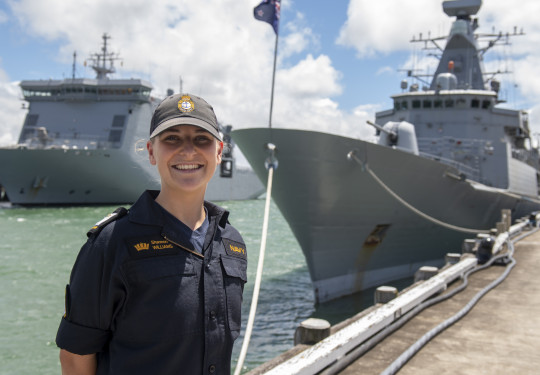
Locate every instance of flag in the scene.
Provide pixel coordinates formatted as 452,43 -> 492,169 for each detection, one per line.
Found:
253,0 -> 281,34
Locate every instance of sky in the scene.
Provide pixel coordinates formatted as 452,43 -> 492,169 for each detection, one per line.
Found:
1,0 -> 540,156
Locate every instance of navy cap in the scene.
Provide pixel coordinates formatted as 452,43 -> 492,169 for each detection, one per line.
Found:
149,93 -> 222,141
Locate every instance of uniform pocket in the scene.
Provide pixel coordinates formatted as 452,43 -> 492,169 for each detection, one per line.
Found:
120,256 -> 203,339
220,255 -> 247,339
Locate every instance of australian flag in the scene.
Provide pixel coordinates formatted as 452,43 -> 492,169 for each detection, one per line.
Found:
253,0 -> 281,34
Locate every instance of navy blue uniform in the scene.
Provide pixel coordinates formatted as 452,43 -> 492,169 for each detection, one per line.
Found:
56,190 -> 247,374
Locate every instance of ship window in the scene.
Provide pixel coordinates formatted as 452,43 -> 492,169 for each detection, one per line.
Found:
434,100 -> 443,108
471,99 -> 480,108
456,98 -> 467,108
482,100 -> 491,109
412,100 -> 421,109
394,100 -> 401,110
401,100 -> 408,109
423,100 -> 432,108
112,115 -> 126,128
444,99 -> 454,108
25,114 -> 39,127
108,130 -> 123,143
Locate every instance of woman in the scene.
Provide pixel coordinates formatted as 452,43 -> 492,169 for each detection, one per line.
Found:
56,94 -> 248,375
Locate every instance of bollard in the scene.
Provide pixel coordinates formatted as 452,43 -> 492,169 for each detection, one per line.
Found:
462,239 -> 477,253
374,286 -> 398,304
414,266 -> 439,282
529,213 -> 537,227
294,318 -> 331,345
445,253 -> 461,265
502,209 -> 512,230
477,236 -> 494,264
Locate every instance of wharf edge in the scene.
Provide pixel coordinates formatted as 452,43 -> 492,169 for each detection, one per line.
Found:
245,213 -> 540,375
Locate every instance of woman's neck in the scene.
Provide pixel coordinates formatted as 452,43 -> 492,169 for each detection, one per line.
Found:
155,190 -> 206,230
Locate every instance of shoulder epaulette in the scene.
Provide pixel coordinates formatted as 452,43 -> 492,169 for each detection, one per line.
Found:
87,207 -> 128,237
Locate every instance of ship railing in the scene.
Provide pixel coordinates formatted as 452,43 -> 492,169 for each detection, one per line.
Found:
18,134 -> 121,150
512,148 -> 540,169
418,151 -> 481,182
417,137 -> 485,181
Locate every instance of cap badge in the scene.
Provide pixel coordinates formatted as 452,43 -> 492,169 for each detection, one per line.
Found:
178,95 -> 195,113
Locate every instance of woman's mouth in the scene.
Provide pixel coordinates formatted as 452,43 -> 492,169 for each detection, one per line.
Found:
173,163 -> 203,171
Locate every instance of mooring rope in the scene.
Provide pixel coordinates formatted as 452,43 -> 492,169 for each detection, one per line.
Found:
234,144 -> 277,375
378,226 -> 537,375
348,151 -> 490,234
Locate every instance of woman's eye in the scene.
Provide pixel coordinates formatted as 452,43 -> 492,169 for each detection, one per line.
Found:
163,135 -> 179,142
195,136 -> 211,145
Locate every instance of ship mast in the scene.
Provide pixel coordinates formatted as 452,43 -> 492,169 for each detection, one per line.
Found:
87,33 -> 122,79
407,0 -> 523,93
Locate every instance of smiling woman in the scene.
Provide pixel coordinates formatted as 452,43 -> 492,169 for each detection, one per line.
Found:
148,125 -> 223,206
55,93 -> 248,375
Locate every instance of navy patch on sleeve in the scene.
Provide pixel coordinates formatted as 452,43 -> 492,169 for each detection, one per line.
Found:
222,238 -> 247,259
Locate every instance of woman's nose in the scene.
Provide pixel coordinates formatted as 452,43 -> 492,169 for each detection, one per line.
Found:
178,139 -> 196,155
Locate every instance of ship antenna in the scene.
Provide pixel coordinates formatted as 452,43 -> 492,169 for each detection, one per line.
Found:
87,33 -> 123,79
71,51 -> 77,80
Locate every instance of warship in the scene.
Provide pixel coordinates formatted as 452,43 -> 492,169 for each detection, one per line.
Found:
0,34 -> 263,206
232,0 -> 540,303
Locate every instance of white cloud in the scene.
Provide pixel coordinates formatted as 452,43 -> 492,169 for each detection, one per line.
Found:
336,0 -> 444,57
278,54 -> 341,98
0,63 -> 25,146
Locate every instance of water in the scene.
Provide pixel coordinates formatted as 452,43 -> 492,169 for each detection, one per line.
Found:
0,200 -> 401,374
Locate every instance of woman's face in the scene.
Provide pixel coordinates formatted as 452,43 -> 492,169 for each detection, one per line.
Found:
147,125 -> 223,196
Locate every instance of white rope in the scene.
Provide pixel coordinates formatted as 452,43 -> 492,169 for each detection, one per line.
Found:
350,153 -> 489,234
234,166 -> 275,375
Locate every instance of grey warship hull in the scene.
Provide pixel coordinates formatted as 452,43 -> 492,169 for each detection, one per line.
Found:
233,128 -> 540,302
0,148 -> 262,205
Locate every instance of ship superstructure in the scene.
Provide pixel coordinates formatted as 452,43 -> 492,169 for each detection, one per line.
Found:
232,0 -> 540,303
0,34 -> 263,205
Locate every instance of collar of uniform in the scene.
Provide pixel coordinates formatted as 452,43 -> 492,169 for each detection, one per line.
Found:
203,199 -> 229,228
129,190 -> 229,228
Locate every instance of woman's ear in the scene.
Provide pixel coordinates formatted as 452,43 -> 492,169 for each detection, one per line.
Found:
147,140 -> 157,165
217,141 -> 224,164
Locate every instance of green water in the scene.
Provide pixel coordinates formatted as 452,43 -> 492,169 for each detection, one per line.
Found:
0,200 -> 316,374
1,198 -> 398,374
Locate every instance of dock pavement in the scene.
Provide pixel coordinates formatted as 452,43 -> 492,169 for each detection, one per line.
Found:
338,229 -> 540,375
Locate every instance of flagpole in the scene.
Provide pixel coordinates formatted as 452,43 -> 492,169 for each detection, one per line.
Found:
268,32 -> 278,129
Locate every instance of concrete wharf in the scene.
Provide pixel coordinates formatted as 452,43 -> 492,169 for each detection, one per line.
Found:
246,219 -> 540,375
339,229 -> 540,375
